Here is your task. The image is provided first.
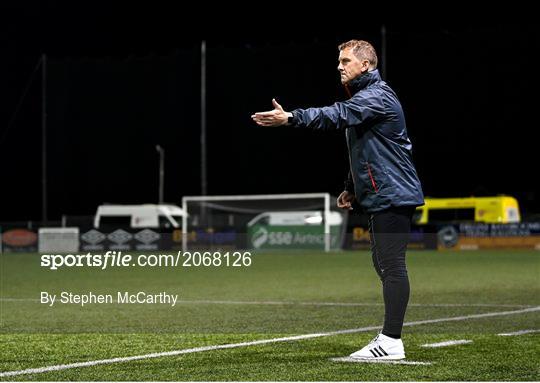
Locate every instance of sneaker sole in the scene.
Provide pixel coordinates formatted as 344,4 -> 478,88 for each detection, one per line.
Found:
349,354 -> 406,360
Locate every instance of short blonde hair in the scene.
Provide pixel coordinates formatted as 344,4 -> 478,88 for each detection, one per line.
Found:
338,40 -> 378,69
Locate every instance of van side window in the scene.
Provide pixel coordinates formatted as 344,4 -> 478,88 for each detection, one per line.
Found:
100,216 -> 131,228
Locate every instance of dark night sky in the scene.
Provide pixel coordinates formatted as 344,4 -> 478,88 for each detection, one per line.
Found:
1,5 -> 538,222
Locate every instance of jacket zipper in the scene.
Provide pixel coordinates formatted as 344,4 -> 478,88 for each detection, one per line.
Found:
345,130 -> 356,191
366,162 -> 379,193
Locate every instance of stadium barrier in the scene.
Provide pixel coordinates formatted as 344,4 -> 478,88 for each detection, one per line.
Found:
345,221 -> 540,250
2,222 -> 540,252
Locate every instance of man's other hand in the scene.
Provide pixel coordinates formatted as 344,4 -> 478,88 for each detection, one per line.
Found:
337,191 -> 355,210
251,98 -> 291,127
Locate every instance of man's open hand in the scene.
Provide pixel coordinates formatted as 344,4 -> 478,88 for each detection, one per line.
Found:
251,98 -> 291,127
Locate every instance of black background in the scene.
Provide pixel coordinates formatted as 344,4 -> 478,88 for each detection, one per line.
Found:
1,5 -> 538,221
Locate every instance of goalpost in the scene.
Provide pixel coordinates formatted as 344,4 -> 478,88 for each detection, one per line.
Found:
181,193 -> 345,252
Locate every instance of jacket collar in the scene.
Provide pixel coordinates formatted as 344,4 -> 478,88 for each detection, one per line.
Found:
346,69 -> 381,94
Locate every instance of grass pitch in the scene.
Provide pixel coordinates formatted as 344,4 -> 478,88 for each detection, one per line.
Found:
1,250 -> 539,380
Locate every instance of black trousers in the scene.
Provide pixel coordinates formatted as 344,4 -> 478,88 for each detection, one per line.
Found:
368,205 -> 415,337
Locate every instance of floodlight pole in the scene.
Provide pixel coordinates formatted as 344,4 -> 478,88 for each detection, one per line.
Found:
380,24 -> 387,80
41,53 -> 48,222
200,40 -> 207,197
156,145 -> 165,204
200,40 -> 208,226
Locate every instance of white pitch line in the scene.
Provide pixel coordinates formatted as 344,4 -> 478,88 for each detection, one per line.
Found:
0,306 -> 538,378
331,357 -> 432,365
422,340 -> 473,348
401,306 -> 539,329
177,300 -> 532,309
498,329 -> 540,336
0,298 -> 39,302
0,297 -> 532,308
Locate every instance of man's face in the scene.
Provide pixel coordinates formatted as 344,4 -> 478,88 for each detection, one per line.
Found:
337,48 -> 369,84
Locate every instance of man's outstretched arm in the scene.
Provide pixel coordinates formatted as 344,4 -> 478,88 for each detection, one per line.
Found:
252,94 -> 384,130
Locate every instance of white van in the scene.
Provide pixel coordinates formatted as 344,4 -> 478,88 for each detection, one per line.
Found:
94,204 -> 187,229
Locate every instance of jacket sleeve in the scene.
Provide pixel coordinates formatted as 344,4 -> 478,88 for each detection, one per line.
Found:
289,92 -> 385,130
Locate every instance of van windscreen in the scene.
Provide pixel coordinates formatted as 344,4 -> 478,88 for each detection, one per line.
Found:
428,208 -> 475,222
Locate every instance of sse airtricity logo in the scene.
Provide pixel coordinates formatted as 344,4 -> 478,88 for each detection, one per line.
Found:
251,227 -> 268,249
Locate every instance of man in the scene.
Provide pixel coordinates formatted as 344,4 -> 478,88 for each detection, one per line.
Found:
251,40 -> 424,360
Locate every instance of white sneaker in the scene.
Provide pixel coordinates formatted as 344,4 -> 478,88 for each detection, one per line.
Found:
349,333 -> 405,360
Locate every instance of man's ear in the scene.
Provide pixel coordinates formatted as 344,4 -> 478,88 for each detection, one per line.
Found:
361,60 -> 370,73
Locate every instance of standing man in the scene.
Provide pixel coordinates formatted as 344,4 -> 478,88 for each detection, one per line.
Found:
251,40 -> 424,360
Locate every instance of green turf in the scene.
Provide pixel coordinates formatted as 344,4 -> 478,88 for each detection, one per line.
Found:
1,250 -> 539,380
